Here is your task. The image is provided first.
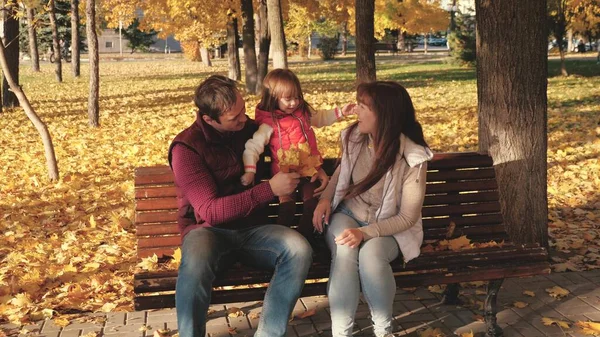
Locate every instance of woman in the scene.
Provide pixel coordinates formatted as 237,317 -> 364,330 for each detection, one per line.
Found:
313,81 -> 433,337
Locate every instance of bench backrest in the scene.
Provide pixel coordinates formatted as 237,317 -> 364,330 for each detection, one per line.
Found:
134,152 -> 504,259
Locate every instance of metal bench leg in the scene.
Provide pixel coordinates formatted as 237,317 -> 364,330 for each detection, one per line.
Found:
485,279 -> 504,337
442,283 -> 462,305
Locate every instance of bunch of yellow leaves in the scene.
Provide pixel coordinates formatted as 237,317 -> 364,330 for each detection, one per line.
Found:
277,142 -> 322,177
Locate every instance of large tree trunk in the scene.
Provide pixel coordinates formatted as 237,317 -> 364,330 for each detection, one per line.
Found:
227,15 -> 242,81
256,0 -> 270,92
355,0 -> 376,83
241,0 -> 258,93
555,31 -> 568,76
2,1 -> 19,108
26,7 -> 40,72
71,0 -> 80,77
567,29 -> 573,53
267,0 -> 287,69
48,0 -> 62,82
0,38 -> 59,180
86,0 -> 99,127
476,0 -> 548,247
200,46 -> 212,67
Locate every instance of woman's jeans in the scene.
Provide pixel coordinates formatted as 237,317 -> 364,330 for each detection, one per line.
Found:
326,204 -> 400,337
176,225 -> 313,337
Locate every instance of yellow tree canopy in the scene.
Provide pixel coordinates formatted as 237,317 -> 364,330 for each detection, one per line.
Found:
138,0 -> 238,46
375,0 -> 449,38
101,0 -> 140,29
569,0 -> 600,36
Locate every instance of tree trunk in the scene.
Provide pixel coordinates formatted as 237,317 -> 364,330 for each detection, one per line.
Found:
200,46 -> 212,67
355,0 -> 376,83
476,0 -> 548,247
267,0 -> 287,69
227,15 -> 242,81
0,38 -> 59,180
567,29 -> 573,52
26,7 -> 40,72
341,21 -> 348,56
397,30 -> 405,52
2,1 -> 19,108
241,0 -> 258,93
48,0 -> 62,82
424,35 -> 428,54
555,30 -> 568,76
86,0 -> 99,127
256,0 -> 270,92
71,0 -> 80,77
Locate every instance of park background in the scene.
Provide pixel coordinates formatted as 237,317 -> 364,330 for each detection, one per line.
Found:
0,0 -> 600,336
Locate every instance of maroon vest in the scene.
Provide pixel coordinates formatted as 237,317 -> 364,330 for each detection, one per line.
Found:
168,118 -> 260,234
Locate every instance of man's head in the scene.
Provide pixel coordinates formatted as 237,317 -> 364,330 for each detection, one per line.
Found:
194,75 -> 247,132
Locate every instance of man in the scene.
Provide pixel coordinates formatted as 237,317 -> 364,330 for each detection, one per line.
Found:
168,75 -> 313,337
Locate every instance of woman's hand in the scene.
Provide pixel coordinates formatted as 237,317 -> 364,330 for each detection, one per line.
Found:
311,168 -> 329,196
335,228 -> 364,249
312,199 -> 331,233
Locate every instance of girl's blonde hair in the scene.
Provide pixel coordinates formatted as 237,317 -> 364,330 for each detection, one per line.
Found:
258,69 -> 312,116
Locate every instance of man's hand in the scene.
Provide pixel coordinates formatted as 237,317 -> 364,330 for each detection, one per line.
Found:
269,172 -> 301,197
341,103 -> 356,116
312,199 -> 331,233
311,168 -> 329,196
335,228 -> 364,249
241,172 -> 255,186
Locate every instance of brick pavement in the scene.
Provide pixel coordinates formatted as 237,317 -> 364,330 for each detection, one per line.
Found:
3,270 -> 600,337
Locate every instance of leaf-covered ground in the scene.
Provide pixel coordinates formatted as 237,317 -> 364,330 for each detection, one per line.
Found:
0,54 -> 599,325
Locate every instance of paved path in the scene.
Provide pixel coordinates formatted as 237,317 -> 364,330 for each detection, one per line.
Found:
3,270 -> 600,337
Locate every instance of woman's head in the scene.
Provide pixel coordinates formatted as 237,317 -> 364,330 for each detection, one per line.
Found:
344,81 -> 428,200
259,69 -> 305,114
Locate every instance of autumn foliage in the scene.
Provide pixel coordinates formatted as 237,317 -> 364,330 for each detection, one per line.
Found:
0,55 -> 599,327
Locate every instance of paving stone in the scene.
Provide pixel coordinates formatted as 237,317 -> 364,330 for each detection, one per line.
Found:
227,315 -> 250,332
35,330 -> 61,337
147,308 -> 176,317
401,300 -> 427,313
293,323 -> 317,336
453,321 -> 485,336
395,312 -> 436,325
102,324 -> 144,337
508,321 -> 546,337
496,308 -> 522,325
554,298 -> 600,315
431,312 -> 465,330
58,329 -> 82,337
584,311 -> 600,321
104,313 -> 126,327
501,325 -> 526,337
206,316 -> 228,327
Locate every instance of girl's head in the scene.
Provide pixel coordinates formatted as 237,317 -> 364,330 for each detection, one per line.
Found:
344,81 -> 428,200
259,69 -> 306,114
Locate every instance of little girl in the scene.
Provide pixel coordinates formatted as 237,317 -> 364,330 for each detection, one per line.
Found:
241,68 -> 354,244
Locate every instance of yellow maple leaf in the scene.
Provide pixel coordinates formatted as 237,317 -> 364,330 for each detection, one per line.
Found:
227,307 -> 245,318
53,316 -> 71,327
172,248 -> 182,265
89,215 -> 97,228
576,321 -> 600,335
418,327 -> 446,337
546,286 -> 570,299
513,301 -> 529,309
100,302 -> 117,312
459,331 -> 474,337
542,317 -> 571,329
448,235 -> 471,251
523,290 -> 536,297
137,254 -> 158,271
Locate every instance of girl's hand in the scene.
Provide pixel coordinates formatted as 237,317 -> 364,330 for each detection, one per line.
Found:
341,103 -> 356,116
311,168 -> 329,196
312,199 -> 331,233
241,172 -> 255,186
335,228 -> 364,249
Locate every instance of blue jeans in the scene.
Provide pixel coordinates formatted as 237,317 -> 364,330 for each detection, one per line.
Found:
326,204 -> 400,337
176,225 -> 313,337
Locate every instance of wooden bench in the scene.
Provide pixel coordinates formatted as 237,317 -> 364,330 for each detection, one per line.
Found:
375,42 -> 398,55
133,152 -> 550,336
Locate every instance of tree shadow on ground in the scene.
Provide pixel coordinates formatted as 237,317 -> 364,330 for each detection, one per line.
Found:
548,59 -> 600,78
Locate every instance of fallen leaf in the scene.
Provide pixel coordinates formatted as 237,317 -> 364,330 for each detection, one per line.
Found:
576,321 -> 600,335
513,301 -> 529,309
227,307 -> 245,318
139,325 -> 152,332
228,327 -> 238,334
448,236 -> 471,251
418,327 -> 446,337
546,286 -> 570,299
428,285 -> 446,294
523,290 -> 536,297
541,317 -> 570,329
459,331 -> 474,337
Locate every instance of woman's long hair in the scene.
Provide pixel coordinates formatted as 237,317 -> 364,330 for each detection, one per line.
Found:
343,81 -> 428,200
258,68 -> 313,118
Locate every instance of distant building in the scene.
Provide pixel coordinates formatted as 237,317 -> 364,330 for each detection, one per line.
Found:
98,29 -> 181,54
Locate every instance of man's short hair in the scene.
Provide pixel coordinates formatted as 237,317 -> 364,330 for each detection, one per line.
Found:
194,75 -> 238,123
